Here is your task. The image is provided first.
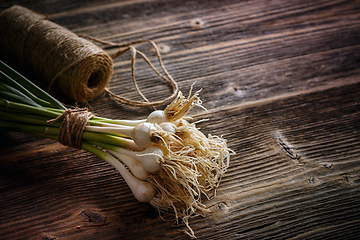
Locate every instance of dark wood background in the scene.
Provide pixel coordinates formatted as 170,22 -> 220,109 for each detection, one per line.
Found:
1,0 -> 360,239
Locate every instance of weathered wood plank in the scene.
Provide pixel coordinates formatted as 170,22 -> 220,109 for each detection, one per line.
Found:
1,0 -> 360,239
1,0 -> 359,110
1,81 -> 359,239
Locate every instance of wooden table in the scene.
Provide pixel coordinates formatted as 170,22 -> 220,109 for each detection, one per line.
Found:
1,0 -> 360,239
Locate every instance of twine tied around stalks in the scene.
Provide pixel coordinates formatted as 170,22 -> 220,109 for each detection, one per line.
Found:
47,109 -> 93,149
0,5 -> 178,108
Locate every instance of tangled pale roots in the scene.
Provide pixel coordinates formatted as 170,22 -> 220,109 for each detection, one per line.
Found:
164,87 -> 205,122
148,91 -> 231,238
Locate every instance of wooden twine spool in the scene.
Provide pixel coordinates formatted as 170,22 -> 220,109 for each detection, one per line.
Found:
0,5 -> 113,103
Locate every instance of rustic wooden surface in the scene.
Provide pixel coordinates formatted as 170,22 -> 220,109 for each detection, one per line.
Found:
1,0 -> 360,239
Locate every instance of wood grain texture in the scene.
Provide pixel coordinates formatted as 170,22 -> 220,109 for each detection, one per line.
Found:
1,0 -> 360,239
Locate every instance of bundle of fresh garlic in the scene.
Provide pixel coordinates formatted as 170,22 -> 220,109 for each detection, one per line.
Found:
0,60 -> 232,237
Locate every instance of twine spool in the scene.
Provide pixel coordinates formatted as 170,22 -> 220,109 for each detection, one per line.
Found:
0,5 -> 113,103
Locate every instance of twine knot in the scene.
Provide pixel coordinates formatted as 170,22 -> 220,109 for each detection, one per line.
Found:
48,108 -> 94,149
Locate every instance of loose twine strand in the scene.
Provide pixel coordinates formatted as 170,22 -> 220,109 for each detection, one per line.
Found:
80,35 -> 179,109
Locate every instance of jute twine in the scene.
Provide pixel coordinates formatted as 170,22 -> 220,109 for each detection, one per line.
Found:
47,108 -> 94,149
0,5 -> 113,103
80,36 -> 179,109
0,5 -> 178,107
